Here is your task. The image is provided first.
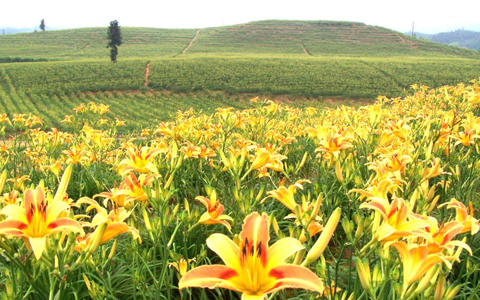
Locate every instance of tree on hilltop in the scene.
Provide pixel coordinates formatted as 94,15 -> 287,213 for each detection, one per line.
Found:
40,19 -> 45,31
107,20 -> 122,63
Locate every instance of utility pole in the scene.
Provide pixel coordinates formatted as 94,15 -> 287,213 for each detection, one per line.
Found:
411,22 -> 415,37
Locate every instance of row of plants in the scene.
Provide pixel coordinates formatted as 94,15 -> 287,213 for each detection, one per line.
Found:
2,57 -> 480,98
0,79 -> 479,299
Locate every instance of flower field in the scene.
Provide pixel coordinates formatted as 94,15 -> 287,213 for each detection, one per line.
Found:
1,79 -> 480,299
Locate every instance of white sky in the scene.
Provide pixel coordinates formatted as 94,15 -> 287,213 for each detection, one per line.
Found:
1,0 -> 479,34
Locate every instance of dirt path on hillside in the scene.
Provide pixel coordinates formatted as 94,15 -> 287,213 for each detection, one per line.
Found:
144,63 -> 151,87
182,30 -> 200,54
301,43 -> 311,56
396,33 -> 417,49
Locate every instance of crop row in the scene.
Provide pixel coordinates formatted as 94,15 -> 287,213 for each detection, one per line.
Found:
2,57 -> 479,99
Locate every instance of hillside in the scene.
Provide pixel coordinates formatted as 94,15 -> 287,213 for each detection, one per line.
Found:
0,20 -> 478,60
416,29 -> 480,51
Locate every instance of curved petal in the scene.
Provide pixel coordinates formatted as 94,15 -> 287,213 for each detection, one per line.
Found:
206,233 -> 241,270
195,196 -> 211,210
268,237 -> 304,266
48,218 -> 84,235
0,219 -> 28,236
0,205 -> 28,223
265,265 -> 324,295
46,201 -> 71,223
179,265 -> 240,292
29,236 -> 47,260
100,223 -> 134,244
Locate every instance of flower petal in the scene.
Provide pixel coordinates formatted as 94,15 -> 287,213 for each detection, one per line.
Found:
268,237 -> 304,267
241,293 -> 267,300
239,212 -> 269,265
206,233 -> 241,270
0,219 -> 28,236
29,236 -> 46,260
48,218 -> 84,235
266,265 -> 324,294
100,222 -> 136,245
179,265 -> 240,292
0,205 -> 28,224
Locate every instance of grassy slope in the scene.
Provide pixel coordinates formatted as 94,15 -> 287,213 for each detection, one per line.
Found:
0,20 -> 479,130
1,20 -> 478,60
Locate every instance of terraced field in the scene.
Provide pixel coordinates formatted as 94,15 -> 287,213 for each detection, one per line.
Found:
0,20 -> 479,131
1,20 -> 478,60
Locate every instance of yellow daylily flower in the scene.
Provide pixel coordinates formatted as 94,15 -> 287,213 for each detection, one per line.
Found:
179,212 -> 324,299
264,179 -> 311,212
117,145 -> 162,175
75,197 -> 140,252
439,199 -> 480,235
389,241 -> 451,293
360,196 -> 428,244
0,186 -> 84,259
195,193 -> 233,231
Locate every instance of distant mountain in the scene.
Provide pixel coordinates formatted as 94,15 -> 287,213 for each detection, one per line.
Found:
413,29 -> 480,51
1,27 -> 37,34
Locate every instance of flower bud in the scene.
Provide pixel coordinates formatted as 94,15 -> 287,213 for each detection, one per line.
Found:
302,208 -> 341,267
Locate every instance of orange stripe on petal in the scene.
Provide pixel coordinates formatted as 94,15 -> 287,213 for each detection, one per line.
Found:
0,219 -> 28,234
179,265 -> 240,291
47,218 -> 84,234
266,265 -> 324,294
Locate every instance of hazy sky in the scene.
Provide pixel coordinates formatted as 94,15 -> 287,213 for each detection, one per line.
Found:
1,0 -> 479,34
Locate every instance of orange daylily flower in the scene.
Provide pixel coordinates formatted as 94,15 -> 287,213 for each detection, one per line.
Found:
0,186 -> 84,259
179,212 -> 324,299
451,129 -> 478,147
439,198 -> 480,235
75,197 -> 140,252
198,145 -> 216,159
63,146 -> 87,165
169,257 -> 196,277
122,173 -> 156,202
0,190 -> 20,206
360,197 -> 428,243
195,193 -> 233,231
315,131 -> 353,160
180,142 -> 201,159
117,145 -> 162,175
43,160 -> 63,177
94,186 -> 132,209
0,113 -> 10,124
264,180 -> 311,212
389,241 -> 451,292
421,217 -> 471,255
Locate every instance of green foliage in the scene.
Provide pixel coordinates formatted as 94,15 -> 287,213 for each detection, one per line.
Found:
39,19 -> 45,32
107,20 -> 122,62
0,21 -> 478,60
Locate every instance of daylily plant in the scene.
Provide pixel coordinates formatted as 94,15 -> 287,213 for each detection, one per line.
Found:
179,212 -> 324,299
0,185 -> 84,259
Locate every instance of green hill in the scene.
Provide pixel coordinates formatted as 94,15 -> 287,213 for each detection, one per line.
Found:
0,20 -> 479,131
1,20 -> 478,60
418,29 -> 480,51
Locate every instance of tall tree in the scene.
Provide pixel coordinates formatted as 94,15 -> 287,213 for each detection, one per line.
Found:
40,19 -> 45,31
107,20 -> 122,63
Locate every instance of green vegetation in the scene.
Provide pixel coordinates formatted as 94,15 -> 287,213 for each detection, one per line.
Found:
1,20 -> 478,60
417,29 -> 480,51
0,20 -> 479,131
